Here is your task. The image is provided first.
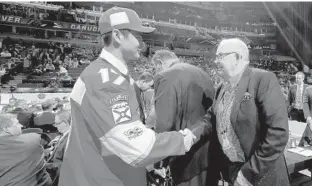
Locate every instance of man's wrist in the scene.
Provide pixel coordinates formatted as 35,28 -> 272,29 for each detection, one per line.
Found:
236,170 -> 252,186
307,117 -> 312,124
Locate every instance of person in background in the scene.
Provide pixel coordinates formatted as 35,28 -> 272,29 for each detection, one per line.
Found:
33,99 -> 58,133
151,49 -> 215,186
0,114 -> 52,186
134,71 -> 155,126
1,97 -> 17,113
80,57 -> 91,64
70,57 -> 79,68
209,38 -> 289,186
0,37 -> 3,52
0,64 -> 6,87
288,72 -> 309,122
303,86 -> 312,130
307,69 -> 312,85
58,65 -> 67,75
7,58 -> 13,69
23,54 -> 31,73
46,114 -> 71,186
12,99 -> 35,129
45,61 -> 56,72
63,55 -> 71,68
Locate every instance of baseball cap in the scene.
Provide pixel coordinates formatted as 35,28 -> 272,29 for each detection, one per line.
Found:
99,6 -> 155,35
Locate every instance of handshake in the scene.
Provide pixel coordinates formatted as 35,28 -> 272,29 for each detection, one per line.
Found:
179,118 -> 212,152
179,128 -> 197,152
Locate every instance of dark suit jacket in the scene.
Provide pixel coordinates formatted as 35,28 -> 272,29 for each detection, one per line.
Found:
211,67 -> 289,186
287,83 -> 308,112
154,63 -> 215,184
0,133 -> 51,186
303,86 -> 312,119
17,111 -> 35,128
34,111 -> 58,133
133,82 -> 145,124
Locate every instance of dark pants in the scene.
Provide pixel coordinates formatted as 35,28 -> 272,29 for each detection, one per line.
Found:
290,108 -> 306,122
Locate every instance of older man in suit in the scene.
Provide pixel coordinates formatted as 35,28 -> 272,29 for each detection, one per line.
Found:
0,114 -> 52,186
209,38 -> 289,186
288,72 -> 308,122
151,49 -> 215,186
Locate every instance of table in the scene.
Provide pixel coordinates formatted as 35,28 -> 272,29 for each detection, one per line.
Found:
285,146 -> 312,176
285,122 -> 312,177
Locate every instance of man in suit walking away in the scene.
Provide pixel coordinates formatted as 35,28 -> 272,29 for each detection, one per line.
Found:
208,38 -> 289,186
151,49 -> 216,186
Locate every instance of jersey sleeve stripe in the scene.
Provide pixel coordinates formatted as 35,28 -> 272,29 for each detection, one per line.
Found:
130,78 -> 134,85
113,75 -> 126,85
70,77 -> 86,105
99,120 -> 156,166
110,69 -> 118,74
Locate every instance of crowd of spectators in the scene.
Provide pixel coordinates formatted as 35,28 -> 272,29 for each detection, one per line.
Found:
0,96 -> 71,186
1,37 -> 96,75
0,37 -> 100,89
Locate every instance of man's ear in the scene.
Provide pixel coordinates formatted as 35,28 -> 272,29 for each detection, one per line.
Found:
112,29 -> 123,45
154,59 -> 163,66
3,127 -> 10,134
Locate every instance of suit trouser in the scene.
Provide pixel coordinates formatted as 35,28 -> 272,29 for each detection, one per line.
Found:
176,169 -> 219,186
217,154 -> 244,185
289,108 -> 305,122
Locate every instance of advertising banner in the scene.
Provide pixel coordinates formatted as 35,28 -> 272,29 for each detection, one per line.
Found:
69,23 -> 99,33
0,15 -> 28,24
0,14 -> 100,33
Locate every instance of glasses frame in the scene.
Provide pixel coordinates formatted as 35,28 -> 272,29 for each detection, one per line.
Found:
214,52 -> 238,63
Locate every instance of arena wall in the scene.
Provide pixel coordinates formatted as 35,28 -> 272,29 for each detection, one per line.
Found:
0,93 -> 71,105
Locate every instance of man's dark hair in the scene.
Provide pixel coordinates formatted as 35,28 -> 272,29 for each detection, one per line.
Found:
103,32 -> 112,46
102,29 -> 130,47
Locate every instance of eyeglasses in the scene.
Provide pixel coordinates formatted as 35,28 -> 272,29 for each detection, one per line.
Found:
214,52 -> 238,63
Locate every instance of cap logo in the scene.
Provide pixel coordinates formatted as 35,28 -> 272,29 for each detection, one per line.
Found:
110,12 -> 130,27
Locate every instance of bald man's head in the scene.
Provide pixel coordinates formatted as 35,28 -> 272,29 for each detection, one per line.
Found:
214,38 -> 250,79
151,50 -> 179,74
216,38 -> 249,62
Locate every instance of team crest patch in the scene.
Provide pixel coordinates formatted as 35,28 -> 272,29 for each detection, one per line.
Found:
123,127 -> 143,140
111,101 -> 132,124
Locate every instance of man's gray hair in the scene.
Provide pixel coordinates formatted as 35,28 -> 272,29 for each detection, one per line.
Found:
151,49 -> 179,65
217,38 -> 250,63
296,71 -> 305,78
0,114 -> 16,131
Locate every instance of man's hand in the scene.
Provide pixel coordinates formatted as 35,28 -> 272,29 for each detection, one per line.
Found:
307,117 -> 312,131
179,128 -> 196,152
234,171 -> 252,186
153,167 -> 167,179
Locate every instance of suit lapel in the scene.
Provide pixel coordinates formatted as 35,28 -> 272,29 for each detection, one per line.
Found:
230,67 -> 253,129
212,84 -> 223,116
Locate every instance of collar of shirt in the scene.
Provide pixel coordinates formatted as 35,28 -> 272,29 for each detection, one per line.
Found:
228,70 -> 244,88
225,65 -> 247,88
298,83 -> 304,89
99,48 -> 128,75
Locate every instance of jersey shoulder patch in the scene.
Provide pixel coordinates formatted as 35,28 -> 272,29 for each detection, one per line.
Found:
110,100 -> 132,124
